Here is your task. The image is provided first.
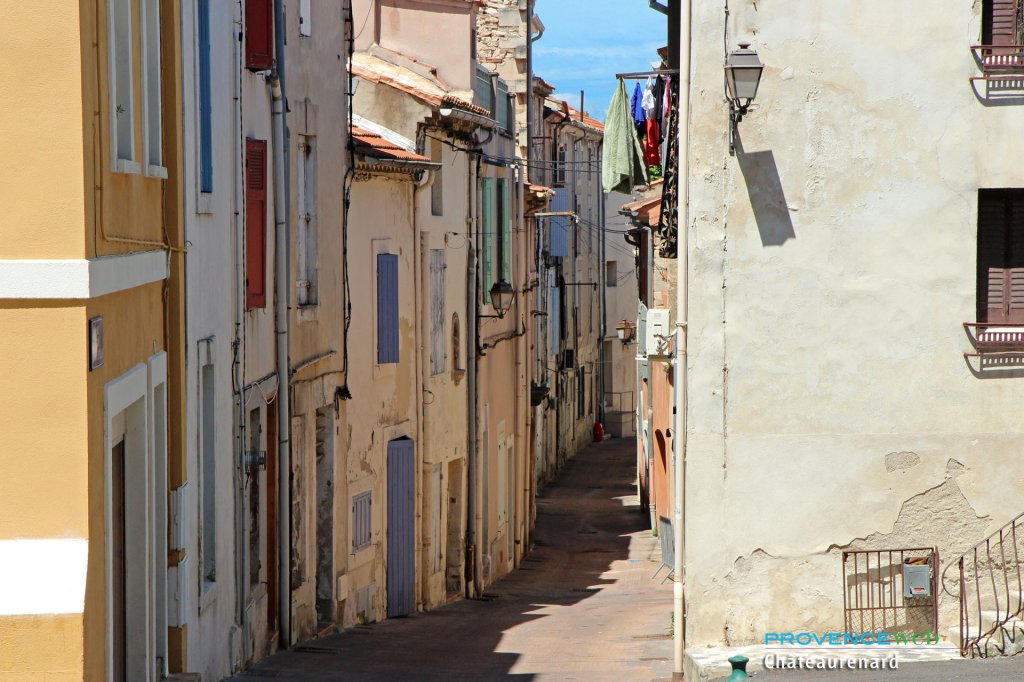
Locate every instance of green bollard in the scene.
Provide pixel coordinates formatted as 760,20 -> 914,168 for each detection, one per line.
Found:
727,655 -> 749,681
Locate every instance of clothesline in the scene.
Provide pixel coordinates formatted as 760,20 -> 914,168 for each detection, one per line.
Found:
614,69 -> 679,80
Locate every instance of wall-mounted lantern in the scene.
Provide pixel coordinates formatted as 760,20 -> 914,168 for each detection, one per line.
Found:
483,279 -> 516,319
725,42 -> 764,156
616,319 -> 636,345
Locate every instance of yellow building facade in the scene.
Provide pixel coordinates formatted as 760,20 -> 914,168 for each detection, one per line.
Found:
0,1 -> 184,680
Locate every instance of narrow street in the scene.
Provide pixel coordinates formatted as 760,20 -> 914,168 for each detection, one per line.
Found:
230,437 -> 674,681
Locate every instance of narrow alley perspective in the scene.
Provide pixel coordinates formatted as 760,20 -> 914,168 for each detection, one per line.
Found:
7,1 -> 1024,682
228,438 -> 674,681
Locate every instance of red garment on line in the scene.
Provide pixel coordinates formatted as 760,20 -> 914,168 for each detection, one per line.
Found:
644,117 -> 661,167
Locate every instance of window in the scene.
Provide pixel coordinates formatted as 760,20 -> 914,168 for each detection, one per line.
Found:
245,139 -> 268,309
481,178 -> 496,304
982,1 -> 1024,48
297,136 -> 318,306
553,144 -> 566,186
142,0 -> 162,173
430,250 -> 446,375
377,253 -> 400,364
248,408 -> 261,588
451,313 -> 462,375
201,361 -> 216,587
977,189 -> 1024,323
246,0 -> 274,70
299,0 -> 312,37
606,261 -> 618,287
431,137 -> 444,216
475,65 -> 494,115
496,79 -> 510,132
109,0 -> 136,169
352,492 -> 372,551
497,179 -> 512,282
198,0 -> 213,193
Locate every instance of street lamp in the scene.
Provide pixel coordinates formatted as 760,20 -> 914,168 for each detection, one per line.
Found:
725,42 -> 764,156
483,279 -> 516,319
616,319 -> 636,345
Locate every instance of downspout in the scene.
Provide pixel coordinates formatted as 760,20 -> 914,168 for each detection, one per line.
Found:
413,169 -> 434,605
466,156 -> 480,598
597,140 -> 606,426
514,162 -> 527,560
270,0 -> 291,649
232,6 -> 248,640
673,1 -> 692,679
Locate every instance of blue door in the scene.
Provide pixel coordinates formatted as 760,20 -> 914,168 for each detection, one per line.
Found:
387,438 -> 416,617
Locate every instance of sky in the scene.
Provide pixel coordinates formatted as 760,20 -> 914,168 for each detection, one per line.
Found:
533,0 -> 667,122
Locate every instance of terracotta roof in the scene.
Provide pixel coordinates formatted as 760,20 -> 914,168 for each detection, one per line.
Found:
544,95 -> 604,133
564,104 -> 604,132
352,126 -> 433,163
528,184 -> 555,196
353,51 -> 493,120
620,195 -> 662,226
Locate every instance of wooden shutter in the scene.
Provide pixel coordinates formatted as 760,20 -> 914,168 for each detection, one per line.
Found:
984,1 -> 1023,56
245,139 -> 267,309
500,179 -> 513,282
977,189 -> 1024,323
377,253 -> 399,364
245,0 -> 273,70
430,250 -> 446,375
198,0 -> 213,192
481,178 -> 495,304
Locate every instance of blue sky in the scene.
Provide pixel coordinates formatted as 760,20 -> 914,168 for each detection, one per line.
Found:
533,0 -> 666,121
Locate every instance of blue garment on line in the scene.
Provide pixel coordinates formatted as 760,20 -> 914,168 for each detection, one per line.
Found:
631,82 -> 646,127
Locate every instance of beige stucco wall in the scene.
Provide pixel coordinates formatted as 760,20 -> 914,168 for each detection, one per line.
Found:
682,0 -> 1024,646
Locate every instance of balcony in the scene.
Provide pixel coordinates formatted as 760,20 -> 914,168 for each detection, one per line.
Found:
964,322 -> 1024,369
970,45 -> 1024,97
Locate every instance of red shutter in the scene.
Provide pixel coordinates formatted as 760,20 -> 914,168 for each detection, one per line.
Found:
977,189 -> 1024,324
246,139 -> 268,309
985,1 -> 1021,47
246,0 -> 274,71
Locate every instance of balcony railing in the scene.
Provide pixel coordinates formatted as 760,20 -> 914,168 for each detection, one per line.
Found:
971,45 -> 1024,80
964,323 -> 1024,366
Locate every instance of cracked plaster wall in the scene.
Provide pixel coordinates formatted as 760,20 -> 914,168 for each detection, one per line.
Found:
682,1 -> 1024,646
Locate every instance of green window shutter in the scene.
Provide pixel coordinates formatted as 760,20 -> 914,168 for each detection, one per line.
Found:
501,179 -> 512,282
482,178 -> 495,304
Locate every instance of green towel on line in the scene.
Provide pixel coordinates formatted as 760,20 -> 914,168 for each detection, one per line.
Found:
602,79 -> 648,194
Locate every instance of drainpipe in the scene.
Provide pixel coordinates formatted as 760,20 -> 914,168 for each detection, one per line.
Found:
413,169 -> 434,605
466,156 -> 480,598
673,1 -> 692,679
597,140 -> 606,425
269,0 -> 291,649
514,162 -> 527,561
232,9 -> 248,642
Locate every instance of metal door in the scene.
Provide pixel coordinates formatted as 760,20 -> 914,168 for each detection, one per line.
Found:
387,438 -> 416,617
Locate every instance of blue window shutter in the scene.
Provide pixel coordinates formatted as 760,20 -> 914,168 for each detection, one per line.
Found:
198,0 -> 213,193
481,178 -> 495,304
377,253 -> 399,364
549,187 -> 570,257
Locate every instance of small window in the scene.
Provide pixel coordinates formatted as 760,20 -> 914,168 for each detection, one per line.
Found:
497,178 -> 512,282
299,0 -> 312,37
198,0 -> 213,193
200,361 -> 216,587
606,261 -> 618,287
109,0 -> 136,168
553,144 -> 566,186
352,492 -> 372,551
451,313 -> 462,375
430,250 -> 446,375
977,189 -> 1024,323
298,136 -> 318,306
246,0 -> 274,71
431,137 -> 444,216
377,253 -> 400,364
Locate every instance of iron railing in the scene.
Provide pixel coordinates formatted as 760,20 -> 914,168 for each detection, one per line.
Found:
963,322 -> 1024,367
842,548 -> 939,636
942,512 -> 1024,657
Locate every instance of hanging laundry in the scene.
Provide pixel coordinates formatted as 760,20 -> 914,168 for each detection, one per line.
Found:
642,77 -> 658,120
631,82 -> 646,130
652,76 -> 666,128
604,79 -> 649,194
645,117 -> 661,167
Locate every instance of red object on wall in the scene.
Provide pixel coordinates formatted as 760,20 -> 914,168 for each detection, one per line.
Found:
593,422 -> 604,442
245,138 -> 268,309
644,118 -> 661,167
246,0 -> 274,71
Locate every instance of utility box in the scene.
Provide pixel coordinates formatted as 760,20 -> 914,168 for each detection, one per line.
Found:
647,308 -> 672,356
903,557 -> 932,598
